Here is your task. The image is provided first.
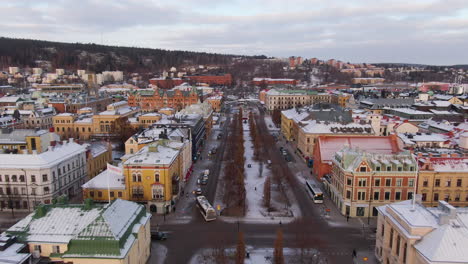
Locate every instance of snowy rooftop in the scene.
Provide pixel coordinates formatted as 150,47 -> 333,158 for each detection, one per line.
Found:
7,199 -> 149,259
0,140 -> 88,169
88,142 -> 109,157
82,169 -> 125,190
0,236 -> 30,264
379,200 -> 468,263
99,106 -> 136,116
398,133 -> 448,144
302,120 -> 373,134
391,108 -> 433,115
0,96 -> 20,103
124,144 -> 180,166
430,158 -> 468,172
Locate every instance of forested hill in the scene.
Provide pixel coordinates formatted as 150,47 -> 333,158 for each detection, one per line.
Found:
0,37 -> 262,72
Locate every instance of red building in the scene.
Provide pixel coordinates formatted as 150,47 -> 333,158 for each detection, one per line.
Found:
185,74 -> 232,86
128,88 -> 199,112
252,78 -> 297,86
312,135 -> 401,179
149,78 -> 185,89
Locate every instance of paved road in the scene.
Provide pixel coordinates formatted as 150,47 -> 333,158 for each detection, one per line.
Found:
155,102 -> 376,264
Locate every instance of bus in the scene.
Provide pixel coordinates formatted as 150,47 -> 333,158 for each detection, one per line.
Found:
196,196 -> 217,221
305,180 -> 323,204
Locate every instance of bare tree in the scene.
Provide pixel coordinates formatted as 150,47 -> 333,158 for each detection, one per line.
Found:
274,228 -> 284,264
263,176 -> 271,209
236,231 -> 246,264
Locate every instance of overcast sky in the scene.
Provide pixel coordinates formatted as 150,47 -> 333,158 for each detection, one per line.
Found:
3,0 -> 468,65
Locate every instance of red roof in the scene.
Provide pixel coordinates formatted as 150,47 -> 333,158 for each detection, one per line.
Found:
316,135 -> 400,162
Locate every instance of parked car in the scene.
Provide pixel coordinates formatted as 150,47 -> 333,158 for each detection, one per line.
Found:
201,178 -> 208,185
247,164 -> 252,168
195,188 -> 203,195
152,231 -> 168,240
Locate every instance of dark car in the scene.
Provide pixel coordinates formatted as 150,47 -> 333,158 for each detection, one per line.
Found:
152,231 -> 168,240
195,188 -> 203,195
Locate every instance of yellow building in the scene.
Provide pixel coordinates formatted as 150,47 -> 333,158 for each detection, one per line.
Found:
53,101 -> 140,140
122,142 -> 182,214
82,168 -> 129,202
417,156 -> 468,207
280,110 -> 295,141
206,95 -> 222,112
86,142 -> 113,179
5,199 -> 151,264
0,128 -> 60,154
129,112 -> 164,130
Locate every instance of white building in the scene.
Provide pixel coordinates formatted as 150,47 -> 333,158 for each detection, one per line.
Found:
8,67 -> 19,75
0,139 -> 88,211
55,69 -> 65,75
376,199 -> 468,264
32,68 -> 43,75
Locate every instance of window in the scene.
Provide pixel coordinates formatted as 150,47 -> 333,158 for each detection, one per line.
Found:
0,188 -> 3,194
375,179 -> 380,187
457,179 -> 462,187
110,191 -> 115,198
358,179 -> 366,187
408,179 -> 414,187
395,192 -> 401,200
455,194 -> 460,202
358,191 -> 366,200
155,174 -> 160,182
42,174 -> 48,182
387,166 -> 391,171
12,175 -> 17,182
346,190 -> 351,199
0,175 -> 2,182
403,243 -> 407,263
347,178 -> 352,185
381,224 -> 385,237
31,175 -> 36,183
446,179 -> 451,187
435,179 -> 440,187
408,192 -> 413,200
397,167 -> 402,171
19,175 -> 24,182
385,179 -> 391,186
385,192 -> 390,200
376,166 -> 381,171
90,191 -> 94,197
356,207 -> 365,216
360,166 -> 367,172
44,187 -> 49,194
21,188 -> 26,195
444,194 -> 450,202
98,191 -> 102,198
374,191 -> 380,200
389,229 -> 394,248
5,175 -> 9,182
118,192 -> 123,198
423,179 -> 428,187
434,193 -> 439,201
396,179 -> 402,187
396,235 -> 401,256
52,245 -> 60,254
34,245 -> 42,253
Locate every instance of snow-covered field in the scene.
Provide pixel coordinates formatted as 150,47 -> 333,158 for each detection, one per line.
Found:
190,247 -> 325,264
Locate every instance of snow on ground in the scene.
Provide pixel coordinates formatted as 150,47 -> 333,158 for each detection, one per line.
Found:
149,242 -> 168,264
264,116 -> 280,131
190,247 -> 325,264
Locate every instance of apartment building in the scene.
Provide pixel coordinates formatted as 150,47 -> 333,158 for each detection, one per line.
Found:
327,147 -> 417,218
376,200 -> 468,264
127,88 -> 199,112
0,128 -> 60,154
417,156 -> 468,207
5,199 -> 151,264
0,139 -> 88,211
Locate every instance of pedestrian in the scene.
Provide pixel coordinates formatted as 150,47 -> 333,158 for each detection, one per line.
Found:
254,187 -> 257,191
352,249 -> 356,258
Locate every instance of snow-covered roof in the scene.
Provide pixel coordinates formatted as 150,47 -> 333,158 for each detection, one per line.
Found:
432,100 -> 451,107
302,120 -> 373,134
124,143 -> 180,166
0,140 -> 87,169
431,158 -> 468,172
0,235 -> 30,264
99,106 -> 136,116
7,199 -> 150,259
0,96 -> 20,103
82,169 -> 125,190
398,133 -> 447,144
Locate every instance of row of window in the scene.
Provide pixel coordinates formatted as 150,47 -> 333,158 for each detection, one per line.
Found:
132,174 -> 160,182
422,178 -> 463,187
347,190 -> 413,201
421,192 -> 468,202
360,165 -> 414,172
348,178 -> 415,187
89,190 -> 123,198
0,186 -> 47,195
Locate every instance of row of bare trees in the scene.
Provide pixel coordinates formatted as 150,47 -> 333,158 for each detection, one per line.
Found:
222,108 -> 246,216
248,111 -> 262,160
